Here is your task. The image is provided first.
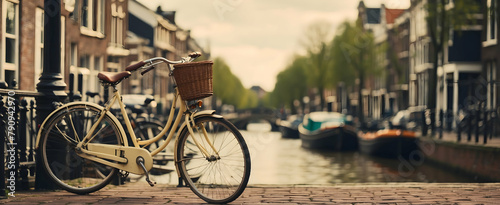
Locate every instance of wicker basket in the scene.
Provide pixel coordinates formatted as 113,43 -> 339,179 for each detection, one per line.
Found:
173,60 -> 213,101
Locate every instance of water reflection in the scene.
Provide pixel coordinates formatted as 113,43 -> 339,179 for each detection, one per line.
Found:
246,123 -> 484,184
144,122 -> 484,185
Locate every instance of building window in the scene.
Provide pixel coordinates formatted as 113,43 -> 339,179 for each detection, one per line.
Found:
2,0 -> 18,87
110,3 -> 125,47
110,16 -> 123,46
484,0 -> 497,46
70,43 -> 77,67
89,56 -> 102,93
80,0 -> 104,37
156,26 -> 171,45
107,56 -> 120,72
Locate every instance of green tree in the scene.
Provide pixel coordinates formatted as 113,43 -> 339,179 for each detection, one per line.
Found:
212,57 -> 258,109
331,20 -> 381,126
300,20 -> 335,110
426,0 -> 479,133
270,55 -> 308,113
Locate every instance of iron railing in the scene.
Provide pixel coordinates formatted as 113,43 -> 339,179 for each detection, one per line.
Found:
422,104 -> 498,144
0,89 -> 43,196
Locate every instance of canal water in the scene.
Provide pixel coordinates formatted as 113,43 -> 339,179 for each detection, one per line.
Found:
144,123 -> 484,185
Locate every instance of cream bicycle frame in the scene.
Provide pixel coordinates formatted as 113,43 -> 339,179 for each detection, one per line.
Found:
76,85 -> 219,162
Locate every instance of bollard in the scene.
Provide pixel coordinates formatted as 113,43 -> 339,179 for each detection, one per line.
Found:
422,110 -> 428,136
439,109 -> 443,139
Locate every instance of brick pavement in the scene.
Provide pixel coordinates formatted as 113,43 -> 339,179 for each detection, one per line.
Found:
2,182 -> 500,204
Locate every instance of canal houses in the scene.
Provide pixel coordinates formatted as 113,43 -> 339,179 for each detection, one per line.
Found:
5,0 -> 130,102
436,0 -> 483,130
0,0 -> 206,113
392,11 -> 411,112
126,0 -> 208,114
482,0 -> 499,134
350,0 -> 494,135
356,1 -> 406,122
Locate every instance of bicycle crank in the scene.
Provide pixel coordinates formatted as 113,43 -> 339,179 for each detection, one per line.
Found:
137,157 -> 156,186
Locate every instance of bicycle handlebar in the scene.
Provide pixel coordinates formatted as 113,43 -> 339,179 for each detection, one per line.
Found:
140,66 -> 155,75
135,52 -> 202,76
188,52 -> 201,59
126,61 -> 147,72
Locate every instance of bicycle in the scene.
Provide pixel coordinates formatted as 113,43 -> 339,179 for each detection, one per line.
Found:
35,53 -> 251,204
87,91 -> 176,178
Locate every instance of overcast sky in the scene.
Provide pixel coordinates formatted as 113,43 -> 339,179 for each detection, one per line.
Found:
137,0 -> 410,91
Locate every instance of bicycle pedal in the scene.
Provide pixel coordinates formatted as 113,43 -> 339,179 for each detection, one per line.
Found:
136,156 -> 156,187
147,180 -> 156,187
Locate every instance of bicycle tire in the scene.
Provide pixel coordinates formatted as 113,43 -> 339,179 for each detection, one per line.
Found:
39,103 -> 124,194
176,116 -> 251,204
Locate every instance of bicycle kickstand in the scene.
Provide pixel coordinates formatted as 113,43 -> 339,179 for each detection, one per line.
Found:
136,157 -> 156,187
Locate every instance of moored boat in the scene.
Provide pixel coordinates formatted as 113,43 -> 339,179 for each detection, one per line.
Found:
298,112 -> 358,150
358,129 -> 419,158
278,115 -> 302,139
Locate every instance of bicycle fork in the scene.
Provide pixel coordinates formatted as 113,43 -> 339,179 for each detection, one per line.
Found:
184,114 -> 221,161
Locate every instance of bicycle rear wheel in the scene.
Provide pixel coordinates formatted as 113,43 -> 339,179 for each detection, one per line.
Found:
39,103 -> 124,194
176,116 -> 251,204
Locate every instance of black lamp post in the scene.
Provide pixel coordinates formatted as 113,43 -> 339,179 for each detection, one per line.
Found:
35,0 -> 67,190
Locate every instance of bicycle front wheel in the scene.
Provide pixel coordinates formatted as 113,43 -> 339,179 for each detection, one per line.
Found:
176,116 -> 251,204
39,103 -> 124,194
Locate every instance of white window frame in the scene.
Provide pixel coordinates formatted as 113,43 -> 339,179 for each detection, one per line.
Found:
110,3 -> 125,47
1,0 -> 19,85
483,0 -> 498,47
80,0 -> 105,38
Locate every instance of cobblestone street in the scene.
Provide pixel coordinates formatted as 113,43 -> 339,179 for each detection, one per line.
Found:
2,182 -> 500,204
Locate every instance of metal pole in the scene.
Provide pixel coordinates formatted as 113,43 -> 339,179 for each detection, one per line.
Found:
35,0 -> 66,190
19,99 -> 29,190
484,109 -> 488,144
439,109 -> 443,139
457,110 -> 461,142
